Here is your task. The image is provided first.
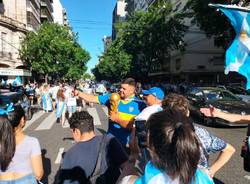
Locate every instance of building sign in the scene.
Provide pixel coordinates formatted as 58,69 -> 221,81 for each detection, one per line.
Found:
0,68 -> 31,76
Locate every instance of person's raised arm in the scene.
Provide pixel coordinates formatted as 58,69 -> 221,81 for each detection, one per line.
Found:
209,143 -> 235,178
200,107 -> 250,123
75,90 -> 99,103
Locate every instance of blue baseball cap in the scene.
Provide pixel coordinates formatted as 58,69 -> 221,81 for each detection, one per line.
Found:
142,87 -> 165,100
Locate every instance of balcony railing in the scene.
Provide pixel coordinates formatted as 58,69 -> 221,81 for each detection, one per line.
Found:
41,0 -> 53,13
26,1 -> 40,24
31,0 -> 40,9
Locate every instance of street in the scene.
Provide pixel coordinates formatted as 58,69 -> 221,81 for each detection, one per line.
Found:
25,104 -> 249,184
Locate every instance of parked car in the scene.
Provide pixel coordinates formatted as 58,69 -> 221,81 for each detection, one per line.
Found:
0,90 -> 32,120
226,86 -> 250,103
186,87 -> 249,126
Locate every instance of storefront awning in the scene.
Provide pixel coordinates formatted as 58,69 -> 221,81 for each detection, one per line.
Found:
0,68 -> 31,77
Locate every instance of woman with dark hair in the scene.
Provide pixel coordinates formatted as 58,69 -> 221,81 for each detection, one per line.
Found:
0,104 -> 43,183
119,109 -> 214,184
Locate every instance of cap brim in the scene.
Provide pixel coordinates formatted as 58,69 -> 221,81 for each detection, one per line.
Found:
142,90 -> 151,95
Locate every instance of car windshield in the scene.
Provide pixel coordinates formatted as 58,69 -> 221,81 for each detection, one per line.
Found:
203,89 -> 239,101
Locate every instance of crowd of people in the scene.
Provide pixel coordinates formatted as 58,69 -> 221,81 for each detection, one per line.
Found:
0,77 -> 249,184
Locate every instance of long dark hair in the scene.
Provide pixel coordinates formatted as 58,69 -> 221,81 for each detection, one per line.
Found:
0,105 -> 25,171
147,109 -> 200,184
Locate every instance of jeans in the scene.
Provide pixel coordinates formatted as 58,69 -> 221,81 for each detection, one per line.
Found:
0,174 -> 37,184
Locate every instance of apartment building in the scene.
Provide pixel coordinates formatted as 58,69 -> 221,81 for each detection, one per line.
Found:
27,0 -> 41,32
0,0 -> 68,84
41,0 -> 53,23
52,0 -> 69,26
112,0 -> 127,40
0,0 -> 31,81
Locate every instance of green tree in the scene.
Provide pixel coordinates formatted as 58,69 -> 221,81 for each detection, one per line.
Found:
93,1 -> 187,81
184,0 -> 235,49
20,22 -> 90,82
119,2 -> 188,78
92,40 -> 132,82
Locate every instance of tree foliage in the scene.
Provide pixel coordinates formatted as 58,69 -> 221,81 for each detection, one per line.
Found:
93,1 -> 188,80
20,23 -> 90,82
92,40 -> 132,82
184,0 -> 235,49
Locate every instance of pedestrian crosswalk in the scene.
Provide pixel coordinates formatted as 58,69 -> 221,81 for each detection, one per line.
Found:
25,106 -> 109,131
24,106 -> 109,166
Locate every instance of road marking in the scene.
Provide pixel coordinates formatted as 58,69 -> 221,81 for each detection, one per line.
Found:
102,106 -> 109,116
87,107 -> 101,125
55,147 -> 64,164
35,112 -> 56,131
62,119 -> 70,128
24,111 -> 45,130
244,175 -> 250,180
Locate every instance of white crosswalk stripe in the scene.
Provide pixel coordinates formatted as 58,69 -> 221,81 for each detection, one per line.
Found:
87,107 -> 102,125
32,106 -> 107,131
55,147 -> 64,164
62,119 -> 70,128
35,112 -> 56,131
24,111 -> 45,130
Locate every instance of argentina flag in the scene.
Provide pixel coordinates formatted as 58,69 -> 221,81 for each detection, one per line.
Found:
209,4 -> 250,89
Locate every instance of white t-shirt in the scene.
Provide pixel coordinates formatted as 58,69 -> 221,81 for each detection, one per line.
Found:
135,104 -> 162,121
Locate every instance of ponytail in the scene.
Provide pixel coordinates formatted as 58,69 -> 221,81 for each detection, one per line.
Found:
172,122 -> 200,184
0,116 -> 15,171
147,109 -> 200,184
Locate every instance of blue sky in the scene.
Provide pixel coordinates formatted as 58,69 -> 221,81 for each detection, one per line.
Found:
60,0 -> 116,73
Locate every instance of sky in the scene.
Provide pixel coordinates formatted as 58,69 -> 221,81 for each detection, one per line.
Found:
60,0 -> 117,74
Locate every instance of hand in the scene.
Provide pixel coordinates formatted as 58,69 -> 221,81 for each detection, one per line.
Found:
200,106 -> 220,117
208,169 -> 215,178
109,112 -> 119,122
73,89 -> 79,97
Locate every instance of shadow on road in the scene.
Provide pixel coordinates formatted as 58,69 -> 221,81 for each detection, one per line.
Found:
41,149 -> 51,184
214,177 -> 225,184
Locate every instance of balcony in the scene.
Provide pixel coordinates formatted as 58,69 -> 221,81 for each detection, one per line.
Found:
41,0 -> 53,13
31,0 -> 40,9
27,12 -> 40,32
41,8 -> 53,22
0,15 -> 26,32
26,0 -> 40,24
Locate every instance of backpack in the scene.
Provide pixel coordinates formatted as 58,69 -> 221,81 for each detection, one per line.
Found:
88,135 -> 107,184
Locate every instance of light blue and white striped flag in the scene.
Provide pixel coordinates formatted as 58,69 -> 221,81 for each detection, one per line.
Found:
209,4 -> 250,89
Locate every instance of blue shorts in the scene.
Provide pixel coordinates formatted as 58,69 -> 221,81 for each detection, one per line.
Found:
0,173 -> 37,184
67,106 -> 76,113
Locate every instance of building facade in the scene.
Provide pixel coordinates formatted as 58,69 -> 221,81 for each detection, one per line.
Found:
112,0 -> 127,40
40,0 -> 53,23
52,0 -> 70,26
0,0 -> 54,84
27,0 -> 41,32
0,0 -> 31,82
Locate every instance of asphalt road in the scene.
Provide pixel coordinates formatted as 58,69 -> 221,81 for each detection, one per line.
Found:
24,104 -> 250,184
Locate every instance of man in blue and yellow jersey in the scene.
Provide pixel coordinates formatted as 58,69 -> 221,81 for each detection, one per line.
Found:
74,78 -> 146,147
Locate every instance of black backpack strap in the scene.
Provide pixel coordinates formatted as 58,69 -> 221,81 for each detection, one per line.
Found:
89,135 -> 107,181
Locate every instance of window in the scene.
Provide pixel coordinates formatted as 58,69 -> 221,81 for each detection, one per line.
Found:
175,58 -> 181,70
